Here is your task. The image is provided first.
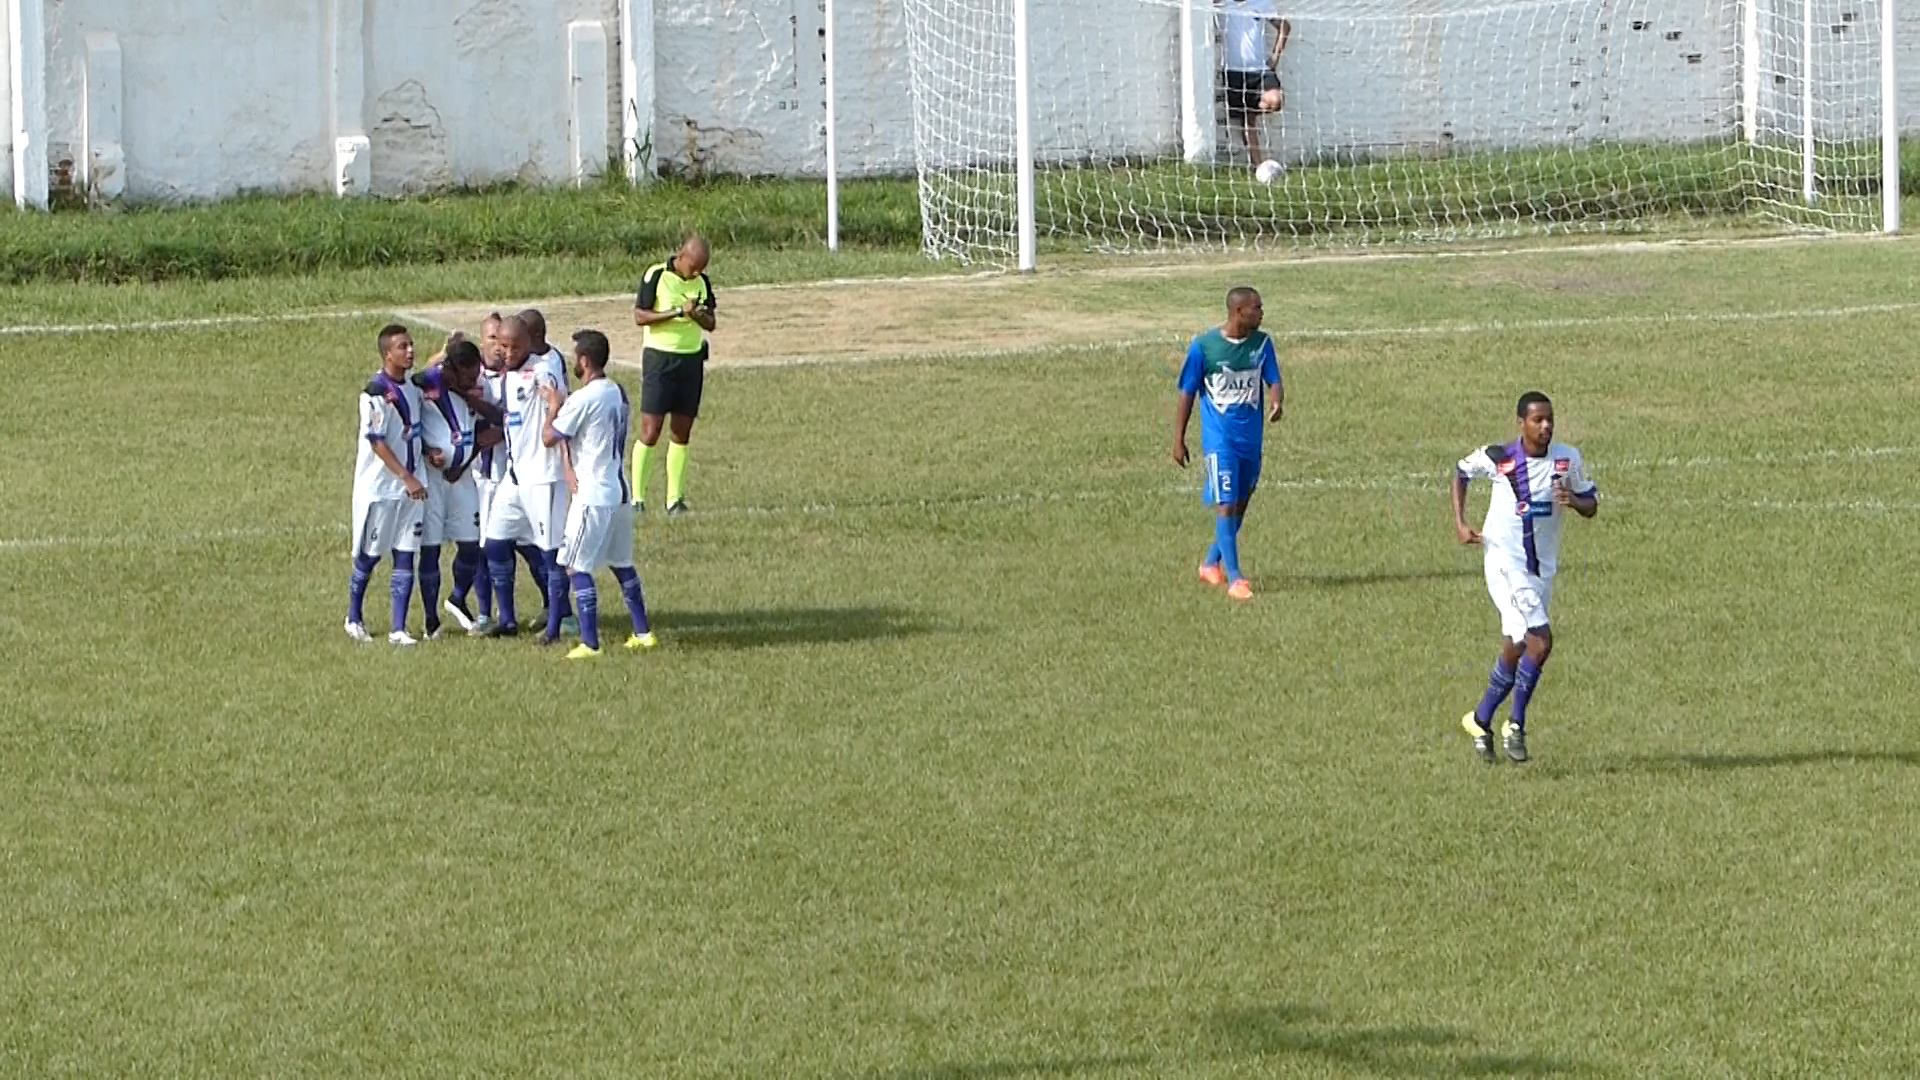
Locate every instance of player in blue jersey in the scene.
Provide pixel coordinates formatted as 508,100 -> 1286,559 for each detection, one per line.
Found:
1172,286 -> 1285,601
1452,391 -> 1599,763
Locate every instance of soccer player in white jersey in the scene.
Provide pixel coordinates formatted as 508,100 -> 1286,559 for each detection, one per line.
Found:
416,338 -> 503,637
520,308 -> 571,388
481,314 -> 571,640
347,325 -> 429,646
1452,391 -> 1599,763
546,329 -> 658,660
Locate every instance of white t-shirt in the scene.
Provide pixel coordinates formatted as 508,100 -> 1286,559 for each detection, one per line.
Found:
532,346 -> 569,388
500,363 -> 569,486
550,378 -> 633,508
476,371 -> 511,484
354,373 -> 423,505
1456,440 -> 1596,579
1222,0 -> 1279,73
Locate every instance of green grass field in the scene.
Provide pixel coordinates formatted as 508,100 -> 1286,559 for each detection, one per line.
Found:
4,235 -> 1920,1078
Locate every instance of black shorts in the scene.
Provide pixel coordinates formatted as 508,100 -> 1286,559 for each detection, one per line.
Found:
639,345 -> 707,418
1224,69 -> 1282,117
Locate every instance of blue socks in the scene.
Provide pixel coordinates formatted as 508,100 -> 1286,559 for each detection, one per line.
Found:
613,565 -> 651,635
544,551 -> 567,640
1474,658 -> 1517,728
417,545 -> 442,631
450,541 -> 482,607
1213,514 -> 1243,581
348,553 -> 378,625
571,572 -> 600,649
389,551 -> 415,634
484,538 -> 518,627
1511,656 -> 1544,730
517,543 -> 549,609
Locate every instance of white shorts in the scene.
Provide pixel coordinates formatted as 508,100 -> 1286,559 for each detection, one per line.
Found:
422,472 -> 481,546
351,497 -> 424,559
483,479 -> 569,549
558,503 -> 637,572
475,476 -> 499,531
1485,560 -> 1552,643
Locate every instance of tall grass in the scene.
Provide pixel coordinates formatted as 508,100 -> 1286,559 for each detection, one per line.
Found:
5,137 -> 1916,287
0,176 -> 924,285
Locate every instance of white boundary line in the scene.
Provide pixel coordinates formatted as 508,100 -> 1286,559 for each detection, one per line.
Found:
6,445 -> 1911,555
0,309 -> 393,337
610,300 -> 1920,371
5,296 -> 1911,357
3,231 -> 1908,340
0,523 -> 342,553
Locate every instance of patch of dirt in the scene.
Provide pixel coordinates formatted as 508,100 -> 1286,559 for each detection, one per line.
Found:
407,275 -> 1200,369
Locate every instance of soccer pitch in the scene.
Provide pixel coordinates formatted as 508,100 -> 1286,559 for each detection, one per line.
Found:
3,236 -> 1918,1077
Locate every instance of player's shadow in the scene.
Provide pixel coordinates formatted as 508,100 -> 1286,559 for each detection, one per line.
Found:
1209,1004 -> 1583,1077
868,1005 -> 1580,1080
1280,566 -> 1480,589
1600,749 -> 1920,775
644,605 -> 935,650
870,1054 -> 1152,1080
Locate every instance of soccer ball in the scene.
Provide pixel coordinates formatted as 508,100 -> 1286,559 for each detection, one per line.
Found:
1254,159 -> 1286,185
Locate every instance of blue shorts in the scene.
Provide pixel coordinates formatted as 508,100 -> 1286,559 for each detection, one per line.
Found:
1202,450 -> 1261,506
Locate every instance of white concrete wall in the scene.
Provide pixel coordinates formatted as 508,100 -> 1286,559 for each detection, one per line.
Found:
20,0 -> 623,202
0,0 -> 1917,201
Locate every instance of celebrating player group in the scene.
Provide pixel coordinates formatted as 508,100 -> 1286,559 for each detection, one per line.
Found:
1173,286 -> 1598,764
346,238 -> 717,660
347,316 -> 657,660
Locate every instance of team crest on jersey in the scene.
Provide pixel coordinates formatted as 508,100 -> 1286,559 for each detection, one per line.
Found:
1496,458 -> 1517,476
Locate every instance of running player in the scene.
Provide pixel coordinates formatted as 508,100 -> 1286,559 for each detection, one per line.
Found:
346,324 -> 428,645
416,338 -> 502,637
1171,286 -> 1284,601
1453,391 -> 1599,763
481,314 -> 570,641
545,329 -> 658,659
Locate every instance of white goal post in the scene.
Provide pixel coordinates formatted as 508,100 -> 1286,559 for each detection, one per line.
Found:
898,0 -> 1899,269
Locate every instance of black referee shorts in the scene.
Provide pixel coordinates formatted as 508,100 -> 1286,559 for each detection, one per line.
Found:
639,345 -> 707,418
1224,69 -> 1282,117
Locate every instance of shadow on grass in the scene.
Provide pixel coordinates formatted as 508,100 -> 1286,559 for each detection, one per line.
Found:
1280,566 -> 1481,589
873,1005 -> 1581,1080
647,605 -> 937,650
1599,749 -> 1920,774
1211,1004 -> 1583,1077
876,1055 -> 1152,1080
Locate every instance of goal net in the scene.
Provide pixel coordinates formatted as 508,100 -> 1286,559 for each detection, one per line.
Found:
902,0 -> 1898,266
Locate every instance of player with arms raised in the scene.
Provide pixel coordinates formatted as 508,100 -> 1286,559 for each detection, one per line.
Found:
1172,286 -> 1284,601
1453,391 -> 1598,763
545,330 -> 658,660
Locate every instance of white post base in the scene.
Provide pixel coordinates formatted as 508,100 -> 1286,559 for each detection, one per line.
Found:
81,32 -> 125,204
333,136 -> 371,197
569,21 -> 611,186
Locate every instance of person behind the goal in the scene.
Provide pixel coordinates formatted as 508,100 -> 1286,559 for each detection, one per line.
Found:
1220,0 -> 1290,168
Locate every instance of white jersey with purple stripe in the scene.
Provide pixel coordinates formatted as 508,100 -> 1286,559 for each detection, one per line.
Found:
353,372 -> 423,506
414,366 -> 478,482
1457,441 -> 1595,578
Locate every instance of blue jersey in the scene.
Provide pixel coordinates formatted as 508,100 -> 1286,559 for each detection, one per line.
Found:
1178,328 -> 1280,456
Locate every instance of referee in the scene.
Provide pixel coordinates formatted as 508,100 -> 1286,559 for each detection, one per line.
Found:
630,234 -> 716,516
